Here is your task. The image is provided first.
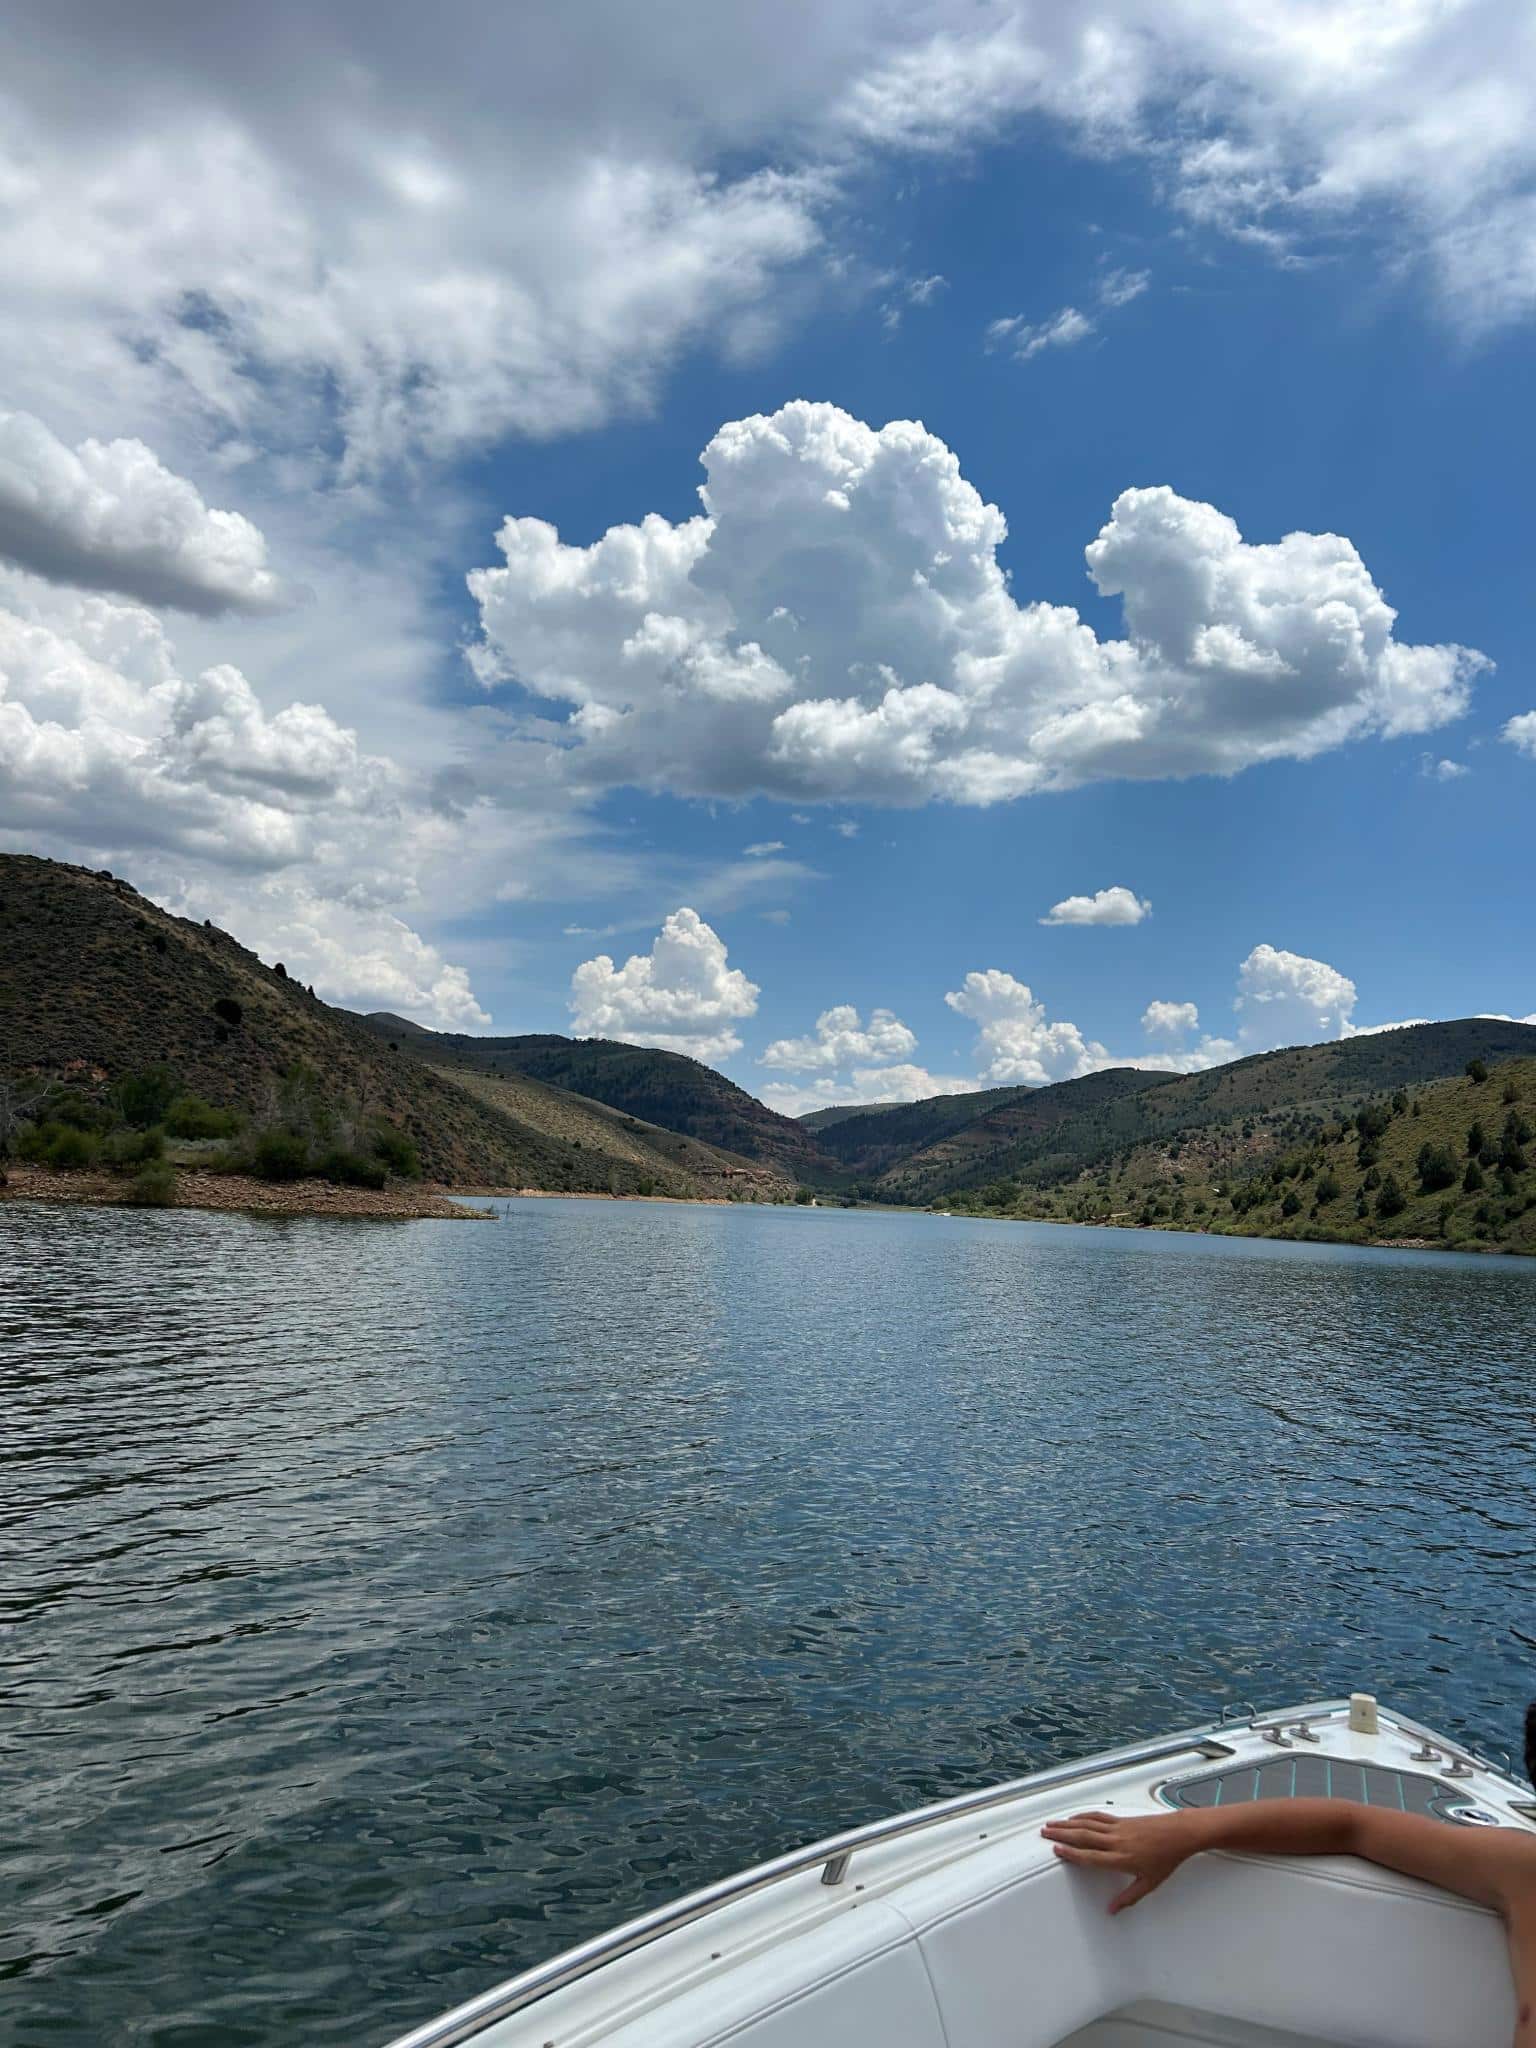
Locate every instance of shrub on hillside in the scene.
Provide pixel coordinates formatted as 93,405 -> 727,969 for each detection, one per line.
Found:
1314,1171 -> 1341,1204
126,1162 -> 177,1207
116,1066 -> 180,1129
103,1126 -> 164,1168
46,1089 -> 112,1133
212,997 -> 243,1026
1466,1058 -> 1488,1083
1415,1142 -> 1458,1193
1463,1159 -> 1485,1193
1374,1174 -> 1407,1219
19,1121 -> 102,1168
318,1147 -> 387,1189
251,1129 -> 310,1181
372,1123 -> 421,1178
165,1095 -> 240,1140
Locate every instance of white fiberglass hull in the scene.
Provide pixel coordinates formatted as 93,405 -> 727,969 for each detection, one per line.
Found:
387,1699 -> 1535,2048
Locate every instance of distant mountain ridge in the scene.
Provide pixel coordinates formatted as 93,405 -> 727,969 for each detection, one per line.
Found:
879,1022 -> 1536,1206
365,1016 -> 834,1182
10,853 -> 1532,1223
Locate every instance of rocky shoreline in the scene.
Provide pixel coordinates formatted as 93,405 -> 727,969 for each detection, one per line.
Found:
0,1163 -> 487,1220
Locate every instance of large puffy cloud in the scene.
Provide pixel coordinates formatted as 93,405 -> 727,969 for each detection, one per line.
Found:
0,412 -> 283,615
471,402 -> 1482,808
837,4 -> 1536,335
1503,711 -> 1536,759
1042,885 -> 1151,926
1235,942 -> 1357,1049
569,908 -> 759,1061
0,568 -> 491,1027
0,6 -> 832,474
3,2 -> 1536,486
944,969 -> 1109,1086
759,1062 -> 975,1118
760,1003 -> 917,1071
1134,944 -> 1359,1071
1142,999 -> 1201,1042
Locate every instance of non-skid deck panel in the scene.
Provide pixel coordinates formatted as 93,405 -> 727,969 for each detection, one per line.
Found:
1160,1758 -> 1470,1820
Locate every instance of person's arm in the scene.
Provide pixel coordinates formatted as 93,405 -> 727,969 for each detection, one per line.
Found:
1043,1803 -> 1536,2045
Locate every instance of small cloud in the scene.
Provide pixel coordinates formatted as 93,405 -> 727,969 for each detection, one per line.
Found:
761,908 -> 791,924
743,839 -> 786,856
1501,711 -> 1536,759
987,306 -> 1095,361
881,272 -> 948,332
1142,999 -> 1200,1041
790,812 -> 811,825
1040,885 -> 1151,927
1420,753 -> 1470,780
1098,266 -> 1151,308
833,820 -> 859,838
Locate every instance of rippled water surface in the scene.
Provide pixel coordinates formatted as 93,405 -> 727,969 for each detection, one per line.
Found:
5,1197 -> 1536,2045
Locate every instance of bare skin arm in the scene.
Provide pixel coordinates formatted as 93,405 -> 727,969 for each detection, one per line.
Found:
1042,1802 -> 1536,2047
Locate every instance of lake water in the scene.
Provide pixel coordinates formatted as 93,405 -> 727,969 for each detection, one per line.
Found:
5,1197 -> 1535,2046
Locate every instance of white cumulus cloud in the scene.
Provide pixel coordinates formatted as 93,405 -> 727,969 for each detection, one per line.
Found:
760,1003 -> 918,1071
1235,942 -> 1357,1049
1041,885 -> 1151,926
569,907 -> 758,1061
944,968 -> 1109,1086
0,411 -> 284,615
1142,999 -> 1200,1041
0,567 -> 491,1027
471,401 -> 1482,811
1502,711 -> 1536,758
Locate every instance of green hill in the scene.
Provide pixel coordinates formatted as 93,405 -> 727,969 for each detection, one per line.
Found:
884,1022 -> 1536,1209
950,1054 -> 1536,1255
365,1017 -> 833,1184
0,855 -> 789,1199
797,1102 -> 909,1132
812,1079 -> 1125,1181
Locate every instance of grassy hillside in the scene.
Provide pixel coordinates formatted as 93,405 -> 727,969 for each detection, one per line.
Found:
0,855 -> 785,1198
870,1069 -> 1176,1203
950,1056 -> 1536,1256
428,1064 -> 789,1198
811,1079 -> 1119,1181
798,1102 -> 909,1132
896,1022 -> 1536,1208
367,1017 -> 833,1183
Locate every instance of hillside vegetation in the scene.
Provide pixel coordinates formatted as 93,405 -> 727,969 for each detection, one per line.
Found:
886,1022 -> 1536,1208
0,856 -> 788,1200
948,1055 -> 1536,1256
805,1082 -> 1047,1173
367,1017 -> 832,1183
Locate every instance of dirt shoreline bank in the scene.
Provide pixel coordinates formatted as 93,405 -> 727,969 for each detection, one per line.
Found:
0,1167 -> 773,1221
0,1163 -> 487,1220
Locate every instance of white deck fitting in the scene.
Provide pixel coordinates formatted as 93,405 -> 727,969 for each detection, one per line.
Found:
386,1700 -> 1534,2048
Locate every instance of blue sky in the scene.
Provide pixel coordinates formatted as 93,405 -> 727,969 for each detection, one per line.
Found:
1,2 -> 1533,1112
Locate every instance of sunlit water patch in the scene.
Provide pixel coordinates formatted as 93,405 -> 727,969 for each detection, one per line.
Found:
4,1198 -> 1534,2045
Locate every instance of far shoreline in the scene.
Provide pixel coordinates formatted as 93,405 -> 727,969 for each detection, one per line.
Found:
4,1170 -> 1528,1257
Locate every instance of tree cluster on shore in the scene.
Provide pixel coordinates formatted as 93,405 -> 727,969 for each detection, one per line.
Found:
0,1059 -> 421,1206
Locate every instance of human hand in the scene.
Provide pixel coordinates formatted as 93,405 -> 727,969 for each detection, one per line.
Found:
1041,1810 -> 1198,1913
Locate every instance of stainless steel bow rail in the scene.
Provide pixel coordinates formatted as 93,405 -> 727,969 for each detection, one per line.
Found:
385,1701 -> 1519,2048
384,1715 -> 1245,2048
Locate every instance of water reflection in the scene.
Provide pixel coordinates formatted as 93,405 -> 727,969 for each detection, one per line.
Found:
3,1197 -> 1534,2044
